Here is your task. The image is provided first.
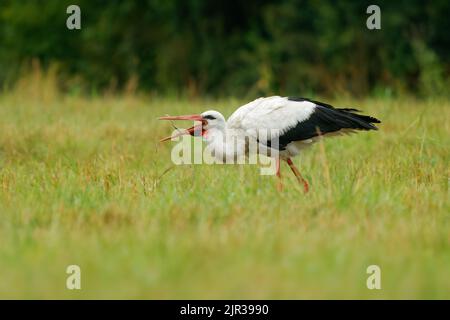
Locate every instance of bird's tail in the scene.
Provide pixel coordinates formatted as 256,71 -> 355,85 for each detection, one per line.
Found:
335,108 -> 381,131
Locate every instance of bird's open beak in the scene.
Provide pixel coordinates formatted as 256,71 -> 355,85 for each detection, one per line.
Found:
159,114 -> 204,121
159,114 -> 205,142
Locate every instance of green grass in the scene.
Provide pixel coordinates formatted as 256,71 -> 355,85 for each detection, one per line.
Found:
0,87 -> 449,299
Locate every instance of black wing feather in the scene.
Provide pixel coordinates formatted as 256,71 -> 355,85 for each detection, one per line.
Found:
269,97 -> 382,150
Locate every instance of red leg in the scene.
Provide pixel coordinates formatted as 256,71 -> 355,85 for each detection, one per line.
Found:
276,157 -> 283,191
286,158 -> 309,193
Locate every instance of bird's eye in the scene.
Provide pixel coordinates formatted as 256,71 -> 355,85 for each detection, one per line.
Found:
203,115 -> 216,120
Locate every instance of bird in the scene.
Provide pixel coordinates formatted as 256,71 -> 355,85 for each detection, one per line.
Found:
159,96 -> 381,192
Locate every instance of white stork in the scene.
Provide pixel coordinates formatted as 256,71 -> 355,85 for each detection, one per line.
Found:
159,96 -> 381,192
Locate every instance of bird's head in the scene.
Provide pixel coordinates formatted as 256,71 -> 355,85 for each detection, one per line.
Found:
200,110 -> 226,130
159,110 -> 225,142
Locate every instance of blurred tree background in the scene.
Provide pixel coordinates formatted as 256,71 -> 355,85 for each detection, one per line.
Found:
0,0 -> 448,98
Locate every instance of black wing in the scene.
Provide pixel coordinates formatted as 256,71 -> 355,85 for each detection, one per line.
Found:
272,97 -> 381,150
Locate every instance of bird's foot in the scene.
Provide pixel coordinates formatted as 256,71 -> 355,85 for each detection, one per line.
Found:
302,179 -> 309,193
294,175 -> 309,193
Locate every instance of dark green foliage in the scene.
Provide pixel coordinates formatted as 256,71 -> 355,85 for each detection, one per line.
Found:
0,0 -> 448,97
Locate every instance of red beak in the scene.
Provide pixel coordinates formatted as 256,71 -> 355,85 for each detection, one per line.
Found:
159,114 -> 205,142
159,114 -> 203,121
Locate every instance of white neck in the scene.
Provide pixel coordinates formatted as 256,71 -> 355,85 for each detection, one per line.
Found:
203,127 -> 246,162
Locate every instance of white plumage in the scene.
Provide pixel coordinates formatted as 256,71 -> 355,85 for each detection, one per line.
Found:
228,96 -> 316,134
227,96 -> 317,159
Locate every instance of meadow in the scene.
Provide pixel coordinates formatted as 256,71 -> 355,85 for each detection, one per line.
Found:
0,78 -> 448,299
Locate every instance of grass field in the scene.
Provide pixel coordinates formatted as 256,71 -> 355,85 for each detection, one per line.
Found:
0,82 -> 449,298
